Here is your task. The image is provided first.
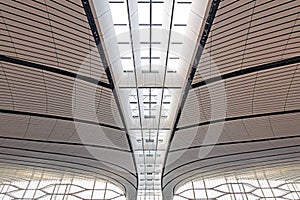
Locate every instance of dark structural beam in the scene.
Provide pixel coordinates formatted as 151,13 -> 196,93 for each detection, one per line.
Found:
81,0 -> 138,174
0,55 -> 111,89
162,0 -> 221,176
0,109 -> 124,131
192,56 -> 300,88
176,109 -> 300,131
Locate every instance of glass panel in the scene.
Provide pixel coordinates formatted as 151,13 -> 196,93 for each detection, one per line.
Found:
174,172 -> 300,200
0,168 -> 126,200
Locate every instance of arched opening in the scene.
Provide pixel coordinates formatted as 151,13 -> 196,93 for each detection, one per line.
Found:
0,165 -> 126,200
174,167 -> 300,200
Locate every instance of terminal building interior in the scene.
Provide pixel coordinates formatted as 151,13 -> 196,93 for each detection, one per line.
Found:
0,0 -> 299,199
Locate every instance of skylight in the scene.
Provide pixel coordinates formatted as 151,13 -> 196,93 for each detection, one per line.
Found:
92,0 -> 209,199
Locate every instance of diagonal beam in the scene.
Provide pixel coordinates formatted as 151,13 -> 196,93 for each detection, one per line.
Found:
0,109 -> 124,131
0,55 -> 111,89
176,109 -> 300,131
192,56 -> 300,88
81,0 -> 138,175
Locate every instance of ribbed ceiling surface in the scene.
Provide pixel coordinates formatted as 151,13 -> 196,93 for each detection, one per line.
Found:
0,0 -> 299,199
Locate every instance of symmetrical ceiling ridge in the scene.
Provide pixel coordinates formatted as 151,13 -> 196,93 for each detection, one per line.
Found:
0,0 -> 299,199
85,0 -> 217,198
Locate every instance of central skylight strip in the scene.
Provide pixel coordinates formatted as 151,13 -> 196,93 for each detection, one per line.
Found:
152,0 -> 175,198
92,0 -> 210,199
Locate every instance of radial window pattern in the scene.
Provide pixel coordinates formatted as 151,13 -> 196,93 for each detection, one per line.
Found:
0,167 -> 126,200
174,171 -> 300,200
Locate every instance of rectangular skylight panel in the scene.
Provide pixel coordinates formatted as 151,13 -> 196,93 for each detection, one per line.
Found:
140,49 -> 150,58
114,27 -> 131,44
109,3 -> 128,25
151,57 -> 162,70
173,2 -> 192,24
129,93 -> 137,102
139,28 -> 150,42
114,25 -> 129,35
152,3 -> 165,25
172,24 -> 187,35
130,104 -> 138,110
151,49 -> 161,58
150,50 -> 162,69
167,56 -> 179,71
121,57 -> 134,71
169,34 -> 185,50
138,3 -> 150,24
118,43 -> 132,57
141,58 -> 150,70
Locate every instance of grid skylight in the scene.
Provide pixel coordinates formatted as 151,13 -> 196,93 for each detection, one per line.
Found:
92,0 -> 209,199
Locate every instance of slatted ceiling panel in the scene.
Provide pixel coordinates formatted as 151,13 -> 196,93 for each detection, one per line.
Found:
24,117 -> 57,140
286,66 -> 300,110
177,85 -> 212,127
44,71 -> 75,117
96,126 -> 130,150
0,113 -> 29,138
165,142 -> 300,178
253,64 -> 298,114
192,0 -> 300,84
243,117 -> 274,139
0,61 -> 123,127
2,61 -> 64,115
0,155 -> 136,186
173,113 -> 300,152
0,0 -> 108,83
95,87 -> 123,128
69,129 -> 84,143
224,73 -> 256,117
270,113 -> 300,137
170,125 -> 233,152
0,112 -> 129,151
66,0 -> 82,7
170,125 -> 233,151
1,138 -> 30,150
1,5 -> 59,67
222,120 -> 250,141
269,137 -> 299,149
179,63 -> 299,127
169,127 -> 198,151
284,19 -> 300,59
0,15 -> 17,58
176,88 -> 208,126
166,146 -> 247,175
68,121 -> 129,150
46,120 -> 76,141
1,62 -> 48,114
23,141 -> 72,155
0,66 -> 14,110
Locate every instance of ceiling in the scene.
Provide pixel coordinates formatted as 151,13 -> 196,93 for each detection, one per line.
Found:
0,0 -> 299,199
